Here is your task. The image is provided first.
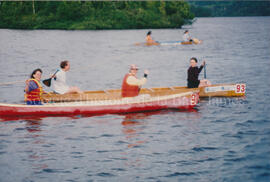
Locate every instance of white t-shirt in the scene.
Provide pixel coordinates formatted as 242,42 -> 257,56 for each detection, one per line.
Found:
53,69 -> 69,94
183,33 -> 191,42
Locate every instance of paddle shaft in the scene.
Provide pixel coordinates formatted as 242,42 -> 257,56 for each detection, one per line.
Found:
52,70 -> 59,78
204,63 -> 206,79
42,69 -> 60,87
0,80 -> 25,86
45,69 -> 59,81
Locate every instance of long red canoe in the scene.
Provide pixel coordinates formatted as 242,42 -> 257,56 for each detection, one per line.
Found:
0,90 -> 199,117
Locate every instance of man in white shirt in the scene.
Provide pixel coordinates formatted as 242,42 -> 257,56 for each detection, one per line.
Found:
53,60 -> 82,94
183,30 -> 192,42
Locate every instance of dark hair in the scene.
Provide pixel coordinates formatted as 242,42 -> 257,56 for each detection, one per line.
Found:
147,31 -> 152,36
30,68 -> 42,79
60,60 -> 69,69
190,57 -> 198,63
184,30 -> 189,34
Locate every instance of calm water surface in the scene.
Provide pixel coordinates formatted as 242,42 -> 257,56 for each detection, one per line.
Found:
0,17 -> 270,181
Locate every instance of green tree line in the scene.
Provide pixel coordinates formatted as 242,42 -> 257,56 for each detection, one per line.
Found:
189,1 -> 270,17
0,1 -> 194,30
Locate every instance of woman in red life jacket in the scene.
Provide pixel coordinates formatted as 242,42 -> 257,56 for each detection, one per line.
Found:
121,64 -> 149,97
25,68 -> 44,105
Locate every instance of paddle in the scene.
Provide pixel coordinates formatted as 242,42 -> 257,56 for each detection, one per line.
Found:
0,80 -> 25,86
204,62 -> 207,79
42,70 -> 59,87
193,38 -> 200,44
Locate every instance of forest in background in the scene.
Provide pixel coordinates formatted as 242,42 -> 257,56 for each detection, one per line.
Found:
0,1 -> 269,30
189,1 -> 270,17
0,1 -> 194,30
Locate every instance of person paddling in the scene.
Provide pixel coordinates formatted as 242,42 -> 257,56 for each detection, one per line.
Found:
183,30 -> 193,42
121,64 -> 149,97
183,30 -> 201,44
187,57 -> 211,88
52,60 -> 82,94
25,68 -> 44,105
146,31 -> 156,44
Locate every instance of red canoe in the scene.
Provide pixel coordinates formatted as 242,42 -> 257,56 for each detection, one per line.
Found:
0,89 -> 199,117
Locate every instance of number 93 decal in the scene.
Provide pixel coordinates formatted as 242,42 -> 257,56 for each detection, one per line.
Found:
235,84 -> 246,93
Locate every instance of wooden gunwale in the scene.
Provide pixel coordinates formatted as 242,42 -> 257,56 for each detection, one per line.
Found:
41,84 -> 246,103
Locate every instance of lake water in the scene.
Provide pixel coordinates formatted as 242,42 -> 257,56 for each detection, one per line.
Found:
0,17 -> 270,181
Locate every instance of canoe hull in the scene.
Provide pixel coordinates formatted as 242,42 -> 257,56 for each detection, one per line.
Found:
180,41 -> 193,45
135,42 -> 160,46
0,91 -> 199,117
135,40 -> 201,46
0,83 -> 245,117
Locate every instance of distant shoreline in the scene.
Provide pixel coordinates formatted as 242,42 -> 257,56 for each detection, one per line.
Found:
1,1 -> 269,30
1,16 -> 269,31
0,1 -> 194,30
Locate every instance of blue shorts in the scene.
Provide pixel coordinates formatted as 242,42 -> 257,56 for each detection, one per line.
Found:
26,101 -> 42,105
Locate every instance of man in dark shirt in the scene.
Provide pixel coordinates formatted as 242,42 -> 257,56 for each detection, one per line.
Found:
187,57 -> 211,88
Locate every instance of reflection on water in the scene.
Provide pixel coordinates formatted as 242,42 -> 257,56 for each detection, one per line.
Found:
22,119 -> 49,171
120,112 -> 155,168
0,116 -> 40,122
25,119 -> 42,133
121,113 -> 149,148
120,110 -> 201,168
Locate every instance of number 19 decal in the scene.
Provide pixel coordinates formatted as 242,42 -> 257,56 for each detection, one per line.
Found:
235,84 -> 246,93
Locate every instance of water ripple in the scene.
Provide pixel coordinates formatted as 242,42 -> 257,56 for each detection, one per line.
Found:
96,172 -> 115,177
164,172 -> 195,177
192,146 -> 218,152
41,168 -> 72,174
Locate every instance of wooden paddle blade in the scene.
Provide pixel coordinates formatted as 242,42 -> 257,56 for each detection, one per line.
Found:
43,78 -> 52,87
193,38 -> 200,44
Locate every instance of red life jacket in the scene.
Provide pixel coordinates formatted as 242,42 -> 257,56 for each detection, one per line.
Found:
25,79 -> 43,102
121,73 -> 140,97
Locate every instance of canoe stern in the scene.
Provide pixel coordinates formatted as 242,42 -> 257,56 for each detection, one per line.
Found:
199,83 -> 246,97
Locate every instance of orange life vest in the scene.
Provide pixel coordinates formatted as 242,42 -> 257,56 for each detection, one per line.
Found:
25,79 -> 43,102
121,74 -> 140,97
